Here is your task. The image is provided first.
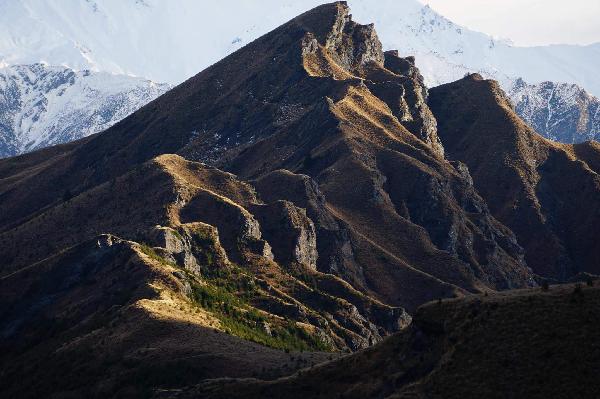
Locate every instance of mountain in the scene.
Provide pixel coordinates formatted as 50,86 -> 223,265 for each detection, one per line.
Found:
3,0 -> 599,94
1,0 -> 598,155
0,0 -> 325,84
0,2 -> 537,312
188,282 -> 600,399
1,2 -> 599,397
429,74 -> 600,280
353,1 -> 600,144
0,63 -> 169,157
509,79 -> 600,143
360,2 -> 600,96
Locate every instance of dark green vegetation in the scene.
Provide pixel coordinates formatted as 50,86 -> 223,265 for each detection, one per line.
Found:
188,267 -> 332,352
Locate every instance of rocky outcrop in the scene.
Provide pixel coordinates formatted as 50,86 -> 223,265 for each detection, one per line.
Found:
180,189 -> 273,262
297,1 -> 384,73
250,201 -> 318,270
253,170 -> 361,278
147,223 -> 230,274
380,50 -> 443,155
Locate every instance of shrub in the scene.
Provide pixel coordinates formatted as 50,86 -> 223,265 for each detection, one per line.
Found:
189,277 -> 331,352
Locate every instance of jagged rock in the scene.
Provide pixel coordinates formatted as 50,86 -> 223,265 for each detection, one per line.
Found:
365,49 -> 444,155
179,190 -> 273,261
148,226 -> 187,253
253,170 -> 366,287
250,200 -> 318,270
95,234 -> 116,249
181,223 -> 231,269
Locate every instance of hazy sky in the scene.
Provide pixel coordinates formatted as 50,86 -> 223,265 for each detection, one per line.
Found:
424,0 -> 600,46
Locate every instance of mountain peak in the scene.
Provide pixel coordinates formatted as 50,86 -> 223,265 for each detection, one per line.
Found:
294,1 -> 384,75
0,1 -> 536,317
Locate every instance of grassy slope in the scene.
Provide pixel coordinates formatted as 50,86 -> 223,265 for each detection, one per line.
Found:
187,282 -> 600,399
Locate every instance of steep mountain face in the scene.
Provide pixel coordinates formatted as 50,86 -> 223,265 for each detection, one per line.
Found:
0,63 -> 169,157
429,74 -> 600,280
509,79 -> 600,143
189,282 -> 600,399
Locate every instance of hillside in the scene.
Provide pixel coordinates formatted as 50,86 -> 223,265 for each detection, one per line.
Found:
0,234 -> 333,397
187,282 -> 600,399
429,74 -> 600,280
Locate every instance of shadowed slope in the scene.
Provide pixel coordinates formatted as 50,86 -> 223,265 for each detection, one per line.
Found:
429,74 -> 600,280
185,283 -> 600,399
0,236 -> 330,398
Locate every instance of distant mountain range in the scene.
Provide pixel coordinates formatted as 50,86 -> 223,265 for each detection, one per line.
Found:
0,0 -> 598,153
509,79 -> 600,143
0,64 -> 169,157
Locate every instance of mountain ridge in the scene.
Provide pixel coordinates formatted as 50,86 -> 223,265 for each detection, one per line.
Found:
429,73 -> 600,279
0,0 -> 598,157
1,2 -> 599,397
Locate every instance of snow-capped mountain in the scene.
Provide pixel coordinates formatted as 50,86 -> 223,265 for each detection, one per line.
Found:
509,79 -> 600,143
0,64 -> 169,157
2,0 -> 599,94
353,2 -> 600,95
0,0 -> 598,153
353,1 -> 600,143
